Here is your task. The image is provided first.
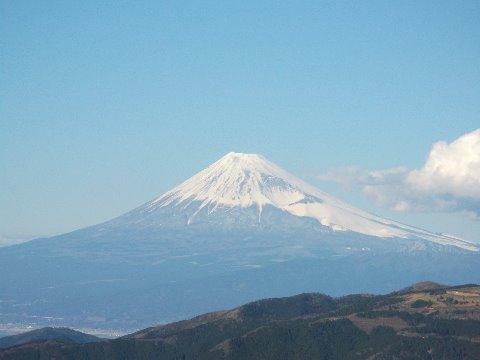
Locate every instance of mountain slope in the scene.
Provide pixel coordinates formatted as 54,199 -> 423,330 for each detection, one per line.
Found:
2,283 -> 480,359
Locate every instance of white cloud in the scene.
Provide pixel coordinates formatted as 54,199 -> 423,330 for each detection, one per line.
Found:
318,129 -> 480,218
406,129 -> 480,198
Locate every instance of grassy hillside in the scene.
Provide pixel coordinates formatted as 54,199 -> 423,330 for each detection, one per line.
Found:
2,283 -> 480,359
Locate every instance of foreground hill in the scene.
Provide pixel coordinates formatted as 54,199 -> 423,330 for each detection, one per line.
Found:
0,327 -> 102,350
2,283 -> 480,359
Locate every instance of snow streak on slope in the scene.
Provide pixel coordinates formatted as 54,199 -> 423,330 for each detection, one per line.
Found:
147,152 -> 477,251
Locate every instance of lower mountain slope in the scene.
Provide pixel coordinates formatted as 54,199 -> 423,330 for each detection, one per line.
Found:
2,283 -> 480,359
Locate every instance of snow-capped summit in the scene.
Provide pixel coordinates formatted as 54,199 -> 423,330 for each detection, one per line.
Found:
133,152 -> 477,251
151,151 -> 330,210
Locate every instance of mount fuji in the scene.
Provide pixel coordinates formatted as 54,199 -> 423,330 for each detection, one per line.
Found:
0,152 -> 478,334
114,152 -> 475,250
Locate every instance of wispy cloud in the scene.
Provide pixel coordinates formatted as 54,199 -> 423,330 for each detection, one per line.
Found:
318,129 -> 480,218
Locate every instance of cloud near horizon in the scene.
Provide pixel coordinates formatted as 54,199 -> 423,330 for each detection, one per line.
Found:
318,129 -> 480,219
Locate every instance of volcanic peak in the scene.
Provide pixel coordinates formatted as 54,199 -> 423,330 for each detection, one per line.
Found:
150,151 -> 326,210
138,152 -> 477,250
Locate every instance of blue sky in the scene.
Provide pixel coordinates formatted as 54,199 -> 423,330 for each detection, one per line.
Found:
1,1 -> 479,242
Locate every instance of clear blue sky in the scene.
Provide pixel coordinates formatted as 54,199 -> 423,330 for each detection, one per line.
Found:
1,1 -> 479,241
